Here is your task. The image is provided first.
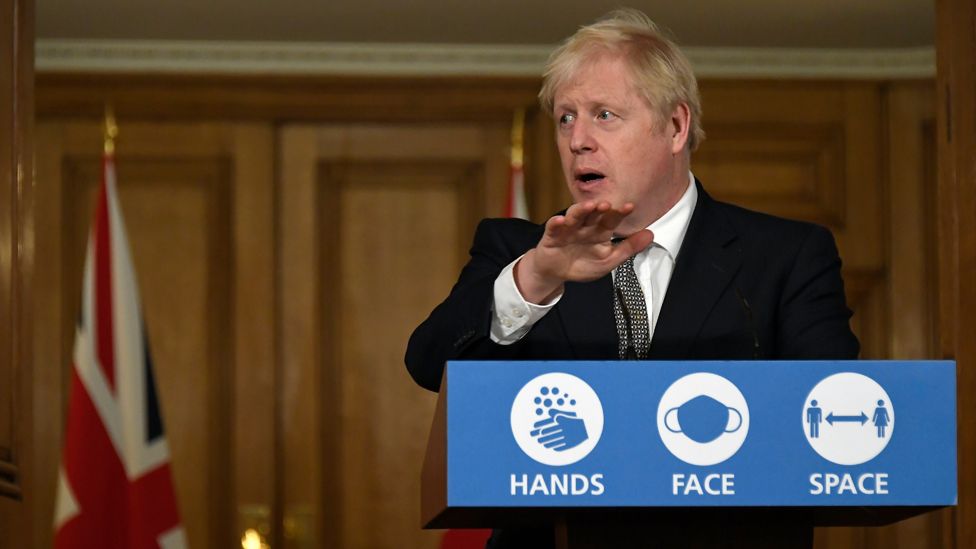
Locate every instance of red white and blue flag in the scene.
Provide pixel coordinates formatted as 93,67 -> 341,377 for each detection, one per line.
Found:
54,151 -> 187,549
504,162 -> 529,220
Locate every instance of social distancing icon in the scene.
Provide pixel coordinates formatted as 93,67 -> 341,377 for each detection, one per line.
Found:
803,372 -> 894,465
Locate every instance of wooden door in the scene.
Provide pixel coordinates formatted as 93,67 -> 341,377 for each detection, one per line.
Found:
278,123 -> 509,548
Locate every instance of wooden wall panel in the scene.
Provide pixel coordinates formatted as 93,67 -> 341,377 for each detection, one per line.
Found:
280,124 -> 505,549
936,0 -> 976,546
0,0 -> 33,545
697,82 -> 886,363
886,84 -> 937,361
694,123 -> 846,226
333,166 -> 472,549
230,126 -> 277,545
0,0 -> 18,507
839,81 -> 939,549
33,121 -> 274,549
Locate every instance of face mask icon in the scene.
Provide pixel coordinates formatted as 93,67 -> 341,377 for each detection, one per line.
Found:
664,394 -> 743,443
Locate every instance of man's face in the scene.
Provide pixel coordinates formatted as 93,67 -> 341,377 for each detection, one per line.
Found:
552,55 -> 688,233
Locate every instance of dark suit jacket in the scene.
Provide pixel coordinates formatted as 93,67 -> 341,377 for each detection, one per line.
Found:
405,181 -> 859,548
406,181 -> 859,392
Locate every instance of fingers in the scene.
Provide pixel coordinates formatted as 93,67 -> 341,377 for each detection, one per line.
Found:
544,201 -> 632,242
561,201 -> 600,228
538,432 -> 565,445
532,416 -> 555,430
538,425 -> 564,439
530,422 -> 560,437
549,409 -> 577,419
581,202 -> 612,228
610,229 -> 654,261
595,203 -> 636,232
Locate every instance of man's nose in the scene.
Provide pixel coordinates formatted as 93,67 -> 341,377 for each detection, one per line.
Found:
569,119 -> 597,154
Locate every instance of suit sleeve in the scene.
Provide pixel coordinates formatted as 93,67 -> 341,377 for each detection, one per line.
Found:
405,219 -> 539,392
776,225 -> 860,359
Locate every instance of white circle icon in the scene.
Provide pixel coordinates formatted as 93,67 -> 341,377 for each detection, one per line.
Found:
510,373 -> 604,466
657,373 -> 750,466
803,372 -> 894,465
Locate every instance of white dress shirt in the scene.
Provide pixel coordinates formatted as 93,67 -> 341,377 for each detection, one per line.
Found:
490,174 -> 698,344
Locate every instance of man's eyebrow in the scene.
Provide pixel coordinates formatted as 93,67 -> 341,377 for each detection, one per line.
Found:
552,101 -> 576,113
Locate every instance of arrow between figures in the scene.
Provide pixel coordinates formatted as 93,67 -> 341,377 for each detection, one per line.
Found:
826,412 -> 869,425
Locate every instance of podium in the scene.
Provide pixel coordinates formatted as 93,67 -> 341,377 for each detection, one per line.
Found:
421,360 -> 956,548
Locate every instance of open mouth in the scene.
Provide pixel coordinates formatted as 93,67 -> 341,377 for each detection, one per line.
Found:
575,171 -> 606,184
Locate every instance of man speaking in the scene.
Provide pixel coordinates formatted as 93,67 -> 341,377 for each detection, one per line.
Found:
406,9 -> 859,548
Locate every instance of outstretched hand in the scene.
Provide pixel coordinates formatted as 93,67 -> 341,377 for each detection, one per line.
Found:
515,201 -> 653,304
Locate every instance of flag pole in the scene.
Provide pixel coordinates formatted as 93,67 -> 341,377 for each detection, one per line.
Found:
510,107 -> 524,170
104,105 -> 117,156
505,108 -> 529,219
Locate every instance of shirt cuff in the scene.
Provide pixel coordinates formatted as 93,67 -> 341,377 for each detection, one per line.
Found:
490,255 -> 562,345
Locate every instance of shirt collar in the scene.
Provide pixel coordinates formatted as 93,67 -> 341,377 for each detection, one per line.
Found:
646,171 -> 697,260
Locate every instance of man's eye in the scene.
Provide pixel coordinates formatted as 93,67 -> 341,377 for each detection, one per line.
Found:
597,110 -> 616,121
559,113 -> 575,126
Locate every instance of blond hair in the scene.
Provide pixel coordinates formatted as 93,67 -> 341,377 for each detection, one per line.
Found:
539,9 -> 705,151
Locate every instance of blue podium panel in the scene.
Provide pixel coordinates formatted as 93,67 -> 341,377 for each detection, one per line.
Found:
445,361 -> 956,508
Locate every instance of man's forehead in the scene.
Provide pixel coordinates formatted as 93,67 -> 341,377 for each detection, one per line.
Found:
552,57 -> 640,107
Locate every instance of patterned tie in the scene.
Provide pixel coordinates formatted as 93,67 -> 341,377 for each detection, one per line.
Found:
613,255 -> 650,359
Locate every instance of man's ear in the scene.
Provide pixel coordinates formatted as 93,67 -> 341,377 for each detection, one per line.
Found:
669,102 -> 691,154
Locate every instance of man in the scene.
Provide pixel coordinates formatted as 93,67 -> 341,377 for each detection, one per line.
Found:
406,9 -> 859,547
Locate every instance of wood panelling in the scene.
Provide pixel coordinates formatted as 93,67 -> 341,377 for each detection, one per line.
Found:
937,0 -> 976,546
886,84 -> 937,361
33,122 -> 274,549
0,0 -> 18,499
0,0 -> 33,545
873,80 -> 944,549
280,124 -> 504,548
524,110 -> 570,222
694,123 -> 846,226
698,82 -> 887,362
35,73 -> 542,123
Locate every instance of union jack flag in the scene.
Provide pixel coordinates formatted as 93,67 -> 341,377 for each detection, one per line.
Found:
54,151 -> 187,549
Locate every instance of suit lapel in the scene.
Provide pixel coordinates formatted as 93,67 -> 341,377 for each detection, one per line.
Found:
650,182 -> 742,359
555,276 -> 618,359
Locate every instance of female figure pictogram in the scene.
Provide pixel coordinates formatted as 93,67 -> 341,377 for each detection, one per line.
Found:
872,400 -> 890,438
